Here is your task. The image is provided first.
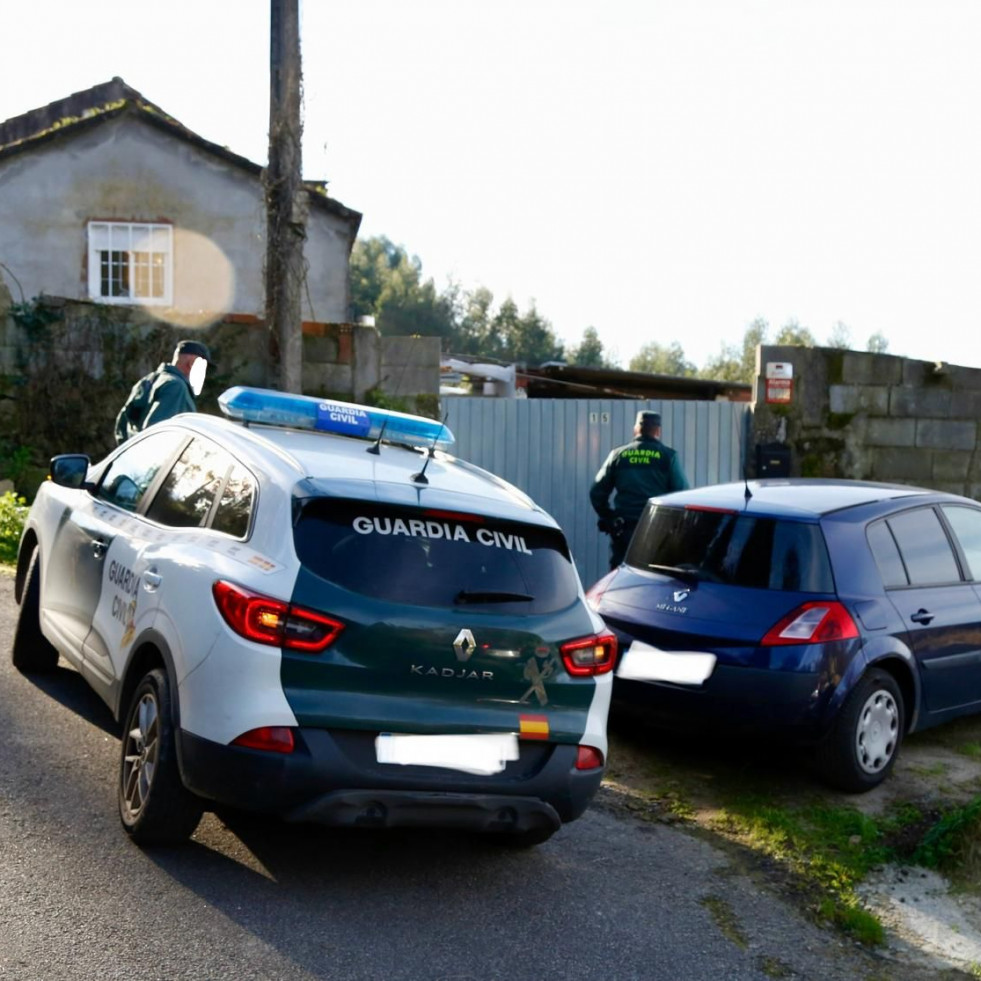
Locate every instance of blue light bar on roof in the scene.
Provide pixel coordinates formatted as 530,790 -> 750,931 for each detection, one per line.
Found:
217,387 -> 455,451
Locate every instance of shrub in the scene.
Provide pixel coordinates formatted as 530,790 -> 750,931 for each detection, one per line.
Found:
0,490 -> 28,564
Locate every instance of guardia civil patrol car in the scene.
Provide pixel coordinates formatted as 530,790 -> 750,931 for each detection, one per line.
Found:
12,388 -> 613,846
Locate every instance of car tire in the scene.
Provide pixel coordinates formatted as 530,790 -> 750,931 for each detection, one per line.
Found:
815,668 -> 904,793
119,668 -> 204,845
11,547 -> 59,674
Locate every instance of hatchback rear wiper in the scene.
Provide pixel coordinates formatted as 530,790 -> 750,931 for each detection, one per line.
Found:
647,563 -> 704,583
454,589 -> 534,604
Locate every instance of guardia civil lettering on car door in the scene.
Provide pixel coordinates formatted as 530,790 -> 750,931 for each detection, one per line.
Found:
13,386 -> 614,847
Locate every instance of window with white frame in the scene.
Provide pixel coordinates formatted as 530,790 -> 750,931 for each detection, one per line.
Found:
87,222 -> 173,305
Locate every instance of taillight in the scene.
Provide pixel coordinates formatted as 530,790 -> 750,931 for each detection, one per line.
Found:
585,571 -> 616,611
212,580 -> 344,653
231,726 -> 295,754
761,601 -> 860,646
575,745 -> 605,770
560,632 -> 617,676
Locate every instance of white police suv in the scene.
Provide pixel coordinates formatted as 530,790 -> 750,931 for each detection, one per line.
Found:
12,388 -> 614,846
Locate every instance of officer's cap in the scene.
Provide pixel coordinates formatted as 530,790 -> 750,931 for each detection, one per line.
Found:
636,410 -> 661,430
174,339 -> 214,365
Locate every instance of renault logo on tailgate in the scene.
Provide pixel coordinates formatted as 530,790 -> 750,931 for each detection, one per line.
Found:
453,628 -> 476,662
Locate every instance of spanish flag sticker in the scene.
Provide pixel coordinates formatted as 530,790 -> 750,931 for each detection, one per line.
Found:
519,714 -> 549,740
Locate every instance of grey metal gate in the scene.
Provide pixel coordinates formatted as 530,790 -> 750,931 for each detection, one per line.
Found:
443,398 -> 752,589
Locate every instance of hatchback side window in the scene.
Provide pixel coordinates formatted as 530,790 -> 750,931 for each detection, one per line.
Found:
886,508 -> 960,586
867,520 -> 908,587
145,438 -> 232,529
941,505 -> 981,581
98,430 -> 185,512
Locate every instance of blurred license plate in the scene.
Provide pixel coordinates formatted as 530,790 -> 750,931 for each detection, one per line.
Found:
375,733 -> 519,775
617,640 -> 717,685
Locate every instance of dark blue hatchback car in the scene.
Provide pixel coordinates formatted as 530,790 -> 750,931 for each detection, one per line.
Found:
587,478 -> 981,792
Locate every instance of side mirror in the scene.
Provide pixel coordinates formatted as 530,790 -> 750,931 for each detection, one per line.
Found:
49,454 -> 93,491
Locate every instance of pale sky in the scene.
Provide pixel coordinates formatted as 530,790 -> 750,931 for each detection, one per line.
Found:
2,0 -> 980,370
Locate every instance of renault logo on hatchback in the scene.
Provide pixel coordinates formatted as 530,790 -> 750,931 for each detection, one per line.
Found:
453,628 -> 477,662
673,589 -> 690,603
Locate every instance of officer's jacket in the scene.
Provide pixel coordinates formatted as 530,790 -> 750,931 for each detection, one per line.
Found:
589,436 -> 689,522
114,363 -> 197,444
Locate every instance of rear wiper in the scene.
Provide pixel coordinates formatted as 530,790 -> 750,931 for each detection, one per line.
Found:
454,589 -> 534,605
647,563 -> 703,583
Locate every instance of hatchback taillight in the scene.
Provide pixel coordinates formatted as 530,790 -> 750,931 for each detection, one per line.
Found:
213,580 -> 344,653
560,632 -> 617,676
761,601 -> 860,646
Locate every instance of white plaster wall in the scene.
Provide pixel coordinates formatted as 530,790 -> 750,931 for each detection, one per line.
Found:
0,115 -> 354,322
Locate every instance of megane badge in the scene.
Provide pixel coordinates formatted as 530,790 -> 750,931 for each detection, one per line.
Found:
674,589 -> 690,603
453,628 -> 476,662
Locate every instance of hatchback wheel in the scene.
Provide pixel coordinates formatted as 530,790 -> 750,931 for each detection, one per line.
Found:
119,668 -> 204,845
816,668 -> 904,792
11,547 -> 59,674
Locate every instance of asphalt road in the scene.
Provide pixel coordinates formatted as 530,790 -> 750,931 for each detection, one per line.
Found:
0,571 -> 914,981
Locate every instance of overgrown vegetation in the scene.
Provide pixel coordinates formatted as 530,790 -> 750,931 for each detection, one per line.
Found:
0,490 -> 27,563
912,796 -> 981,876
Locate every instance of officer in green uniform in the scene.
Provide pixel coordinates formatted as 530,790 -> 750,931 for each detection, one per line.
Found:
114,340 -> 213,444
590,410 -> 689,569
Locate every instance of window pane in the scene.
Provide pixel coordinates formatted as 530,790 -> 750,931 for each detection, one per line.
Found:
887,508 -> 960,586
295,500 -> 579,613
145,439 -> 230,528
867,520 -> 908,588
211,466 -> 255,538
625,505 -> 834,592
89,223 -> 109,250
942,506 -> 981,581
98,431 -> 185,512
87,221 -> 171,304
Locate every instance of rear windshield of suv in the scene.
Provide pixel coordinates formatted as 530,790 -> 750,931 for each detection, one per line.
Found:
295,499 -> 581,613
625,504 -> 835,593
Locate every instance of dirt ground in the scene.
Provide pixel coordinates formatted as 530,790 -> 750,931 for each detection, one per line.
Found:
603,704 -> 981,976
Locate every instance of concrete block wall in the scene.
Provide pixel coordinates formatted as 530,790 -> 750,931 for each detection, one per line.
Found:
753,345 -> 981,498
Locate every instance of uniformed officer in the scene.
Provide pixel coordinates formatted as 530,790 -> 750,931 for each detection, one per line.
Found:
114,340 -> 213,444
590,410 -> 689,569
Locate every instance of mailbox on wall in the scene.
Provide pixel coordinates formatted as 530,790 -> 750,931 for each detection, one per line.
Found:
756,442 -> 792,478
765,362 -> 793,403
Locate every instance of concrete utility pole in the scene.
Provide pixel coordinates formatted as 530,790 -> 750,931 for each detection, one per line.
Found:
265,0 -> 306,392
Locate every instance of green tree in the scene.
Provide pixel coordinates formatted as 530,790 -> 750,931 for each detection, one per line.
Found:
491,299 -> 564,364
349,236 -> 456,341
700,317 -> 768,383
568,326 -> 613,367
775,318 -> 816,347
827,321 -> 852,349
453,286 -> 495,356
629,341 -> 695,376
866,331 -> 889,354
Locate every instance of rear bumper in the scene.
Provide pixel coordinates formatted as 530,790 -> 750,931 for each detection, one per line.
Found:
177,727 -> 602,832
613,664 -> 826,737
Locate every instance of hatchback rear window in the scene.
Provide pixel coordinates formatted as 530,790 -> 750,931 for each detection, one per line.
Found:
294,500 -> 580,613
625,505 -> 834,592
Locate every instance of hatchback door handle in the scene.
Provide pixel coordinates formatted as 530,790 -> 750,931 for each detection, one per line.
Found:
91,539 -> 108,559
910,609 -> 934,625
143,571 -> 162,590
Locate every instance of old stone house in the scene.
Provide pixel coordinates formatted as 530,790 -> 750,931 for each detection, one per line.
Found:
0,76 -> 361,325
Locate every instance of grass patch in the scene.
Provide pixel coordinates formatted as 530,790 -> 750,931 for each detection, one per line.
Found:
700,894 -> 748,948
912,796 -> 981,886
958,743 -> 981,760
708,795 -> 898,942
